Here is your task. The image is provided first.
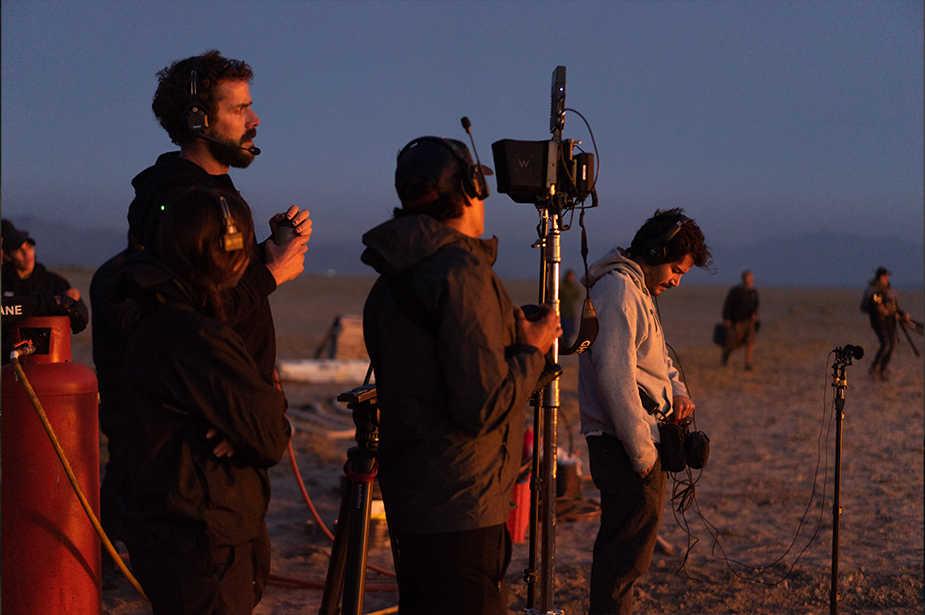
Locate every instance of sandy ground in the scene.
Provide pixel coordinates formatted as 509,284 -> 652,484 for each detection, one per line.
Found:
54,269 -> 923,614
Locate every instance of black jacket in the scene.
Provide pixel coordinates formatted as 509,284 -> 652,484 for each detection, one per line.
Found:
126,152 -> 278,381
114,254 -> 290,552
362,215 -> 545,534
722,284 -> 759,323
2,262 -> 89,363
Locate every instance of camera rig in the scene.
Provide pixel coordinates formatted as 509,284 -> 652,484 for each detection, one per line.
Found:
492,66 -> 597,211
491,66 -> 600,614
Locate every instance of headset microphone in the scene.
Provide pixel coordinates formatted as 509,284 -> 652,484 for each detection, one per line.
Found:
194,132 -> 261,156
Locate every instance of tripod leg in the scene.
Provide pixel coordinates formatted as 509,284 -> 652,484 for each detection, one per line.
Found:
320,465 -> 357,615
899,321 -> 920,357
342,477 -> 374,615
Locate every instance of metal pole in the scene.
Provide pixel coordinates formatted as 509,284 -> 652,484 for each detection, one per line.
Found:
540,213 -> 561,612
525,210 -> 549,610
830,363 -> 846,615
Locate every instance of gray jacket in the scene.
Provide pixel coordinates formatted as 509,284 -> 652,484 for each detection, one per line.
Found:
362,214 -> 545,534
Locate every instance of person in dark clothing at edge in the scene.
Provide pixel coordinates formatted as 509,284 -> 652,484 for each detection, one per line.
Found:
2,221 -> 89,363
113,188 -> 291,615
361,135 -> 561,614
721,269 -> 759,371
90,50 -> 310,590
861,266 -> 911,381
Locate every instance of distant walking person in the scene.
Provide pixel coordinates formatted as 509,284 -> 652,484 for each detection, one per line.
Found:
560,268 -> 581,346
721,270 -> 759,370
861,267 -> 911,380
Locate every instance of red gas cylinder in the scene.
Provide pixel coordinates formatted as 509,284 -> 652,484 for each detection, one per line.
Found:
1,316 -> 101,615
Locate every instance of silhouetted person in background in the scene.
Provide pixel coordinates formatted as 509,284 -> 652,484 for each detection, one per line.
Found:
861,267 -> 911,380
560,268 -> 581,346
2,221 -> 88,363
721,270 -> 759,371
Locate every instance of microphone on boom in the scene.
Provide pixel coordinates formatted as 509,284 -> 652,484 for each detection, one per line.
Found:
195,132 -> 261,156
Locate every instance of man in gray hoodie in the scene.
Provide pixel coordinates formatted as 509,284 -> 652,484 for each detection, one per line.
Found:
362,136 -> 560,614
578,208 -> 711,614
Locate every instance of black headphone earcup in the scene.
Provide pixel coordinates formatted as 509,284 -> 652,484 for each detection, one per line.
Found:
642,239 -> 664,266
184,102 -> 208,133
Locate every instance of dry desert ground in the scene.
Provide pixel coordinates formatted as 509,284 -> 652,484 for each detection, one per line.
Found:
43,269 -> 925,614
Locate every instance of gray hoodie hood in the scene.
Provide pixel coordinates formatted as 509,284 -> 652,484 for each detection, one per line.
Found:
584,246 -> 648,297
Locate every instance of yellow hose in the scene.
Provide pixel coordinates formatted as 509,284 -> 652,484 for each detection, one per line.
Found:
11,356 -> 150,605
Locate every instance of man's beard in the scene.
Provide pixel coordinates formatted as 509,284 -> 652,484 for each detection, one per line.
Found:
206,129 -> 257,169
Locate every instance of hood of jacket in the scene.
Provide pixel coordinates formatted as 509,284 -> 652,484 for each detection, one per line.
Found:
128,152 -> 239,248
584,246 -> 648,297
361,214 -> 498,277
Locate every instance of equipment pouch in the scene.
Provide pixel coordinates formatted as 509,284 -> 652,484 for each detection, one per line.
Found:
658,421 -> 687,473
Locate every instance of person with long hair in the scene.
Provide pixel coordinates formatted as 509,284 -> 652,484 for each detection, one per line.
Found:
114,188 -> 291,615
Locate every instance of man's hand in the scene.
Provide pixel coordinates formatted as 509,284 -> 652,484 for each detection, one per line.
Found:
269,205 -> 312,240
265,206 -> 311,285
65,288 -> 81,302
671,395 -> 695,424
638,459 -> 657,479
514,304 -> 561,354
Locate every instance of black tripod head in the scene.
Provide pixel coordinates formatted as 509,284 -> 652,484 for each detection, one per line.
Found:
337,384 -> 380,452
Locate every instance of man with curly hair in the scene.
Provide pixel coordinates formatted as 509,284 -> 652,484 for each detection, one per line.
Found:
578,208 -> 712,614
92,51 -> 311,604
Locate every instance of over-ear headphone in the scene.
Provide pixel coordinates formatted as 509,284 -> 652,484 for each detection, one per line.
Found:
642,214 -> 692,266
183,56 -> 208,133
396,137 -> 489,200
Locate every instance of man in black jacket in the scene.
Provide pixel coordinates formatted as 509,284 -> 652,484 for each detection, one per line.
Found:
122,49 -> 311,381
91,50 -> 311,590
721,270 -> 759,370
2,222 -> 89,363
362,136 -> 560,614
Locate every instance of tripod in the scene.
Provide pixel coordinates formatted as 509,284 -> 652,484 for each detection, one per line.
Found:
829,344 -> 862,615
319,384 -> 384,615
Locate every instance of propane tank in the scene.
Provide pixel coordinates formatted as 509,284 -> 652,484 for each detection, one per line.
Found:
1,316 -> 101,615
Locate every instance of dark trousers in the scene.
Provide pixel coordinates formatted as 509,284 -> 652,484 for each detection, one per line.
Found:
587,434 -> 665,614
127,525 -> 271,615
870,316 -> 896,371
391,523 -> 512,615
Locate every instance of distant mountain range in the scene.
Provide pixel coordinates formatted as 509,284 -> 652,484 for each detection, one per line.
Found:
5,214 -> 922,290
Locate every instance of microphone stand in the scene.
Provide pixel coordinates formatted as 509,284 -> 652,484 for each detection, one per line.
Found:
829,345 -> 860,615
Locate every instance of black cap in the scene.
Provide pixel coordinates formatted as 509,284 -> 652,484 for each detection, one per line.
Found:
2,226 -> 35,254
875,267 -> 890,278
395,137 -> 492,208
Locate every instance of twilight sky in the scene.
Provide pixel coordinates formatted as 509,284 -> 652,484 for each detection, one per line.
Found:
2,0 -> 922,282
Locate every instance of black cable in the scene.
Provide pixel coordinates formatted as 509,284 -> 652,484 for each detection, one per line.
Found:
654,297 -> 837,584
